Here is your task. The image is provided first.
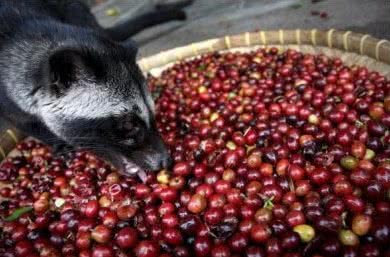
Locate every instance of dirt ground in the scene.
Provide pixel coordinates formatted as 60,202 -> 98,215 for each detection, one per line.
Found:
90,0 -> 390,58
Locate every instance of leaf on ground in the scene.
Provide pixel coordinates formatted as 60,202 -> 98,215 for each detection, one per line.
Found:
4,206 -> 33,221
291,3 -> 303,9
105,7 -> 120,16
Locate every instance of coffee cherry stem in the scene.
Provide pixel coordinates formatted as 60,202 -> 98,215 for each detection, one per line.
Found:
262,196 -> 275,210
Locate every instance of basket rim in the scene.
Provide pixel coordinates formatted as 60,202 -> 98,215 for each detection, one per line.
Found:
138,29 -> 390,72
1,29 -> 389,160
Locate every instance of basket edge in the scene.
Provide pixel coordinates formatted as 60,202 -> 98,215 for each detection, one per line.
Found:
138,29 -> 390,71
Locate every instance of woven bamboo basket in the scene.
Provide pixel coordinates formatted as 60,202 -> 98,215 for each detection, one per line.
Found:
0,29 -> 389,162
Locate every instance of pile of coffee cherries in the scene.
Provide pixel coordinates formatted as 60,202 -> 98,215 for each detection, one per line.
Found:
1,48 -> 390,257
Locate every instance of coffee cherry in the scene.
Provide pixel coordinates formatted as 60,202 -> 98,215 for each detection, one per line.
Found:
135,240 -> 160,257
204,207 -> 224,225
351,141 -> 366,159
228,232 -> 248,252
280,231 -> 300,249
116,227 -> 138,249
33,197 -> 49,213
370,218 -> 390,245
194,236 -> 212,257
15,240 -> 34,257
75,231 -> 90,249
159,188 -> 178,202
173,162 -> 191,177
245,246 -> 265,257
91,225 -> 111,244
84,199 -> 99,218
340,156 -> 358,170
286,210 -> 305,227
352,214 -> 372,236
92,245 -> 114,257
116,205 -> 137,220
163,228 -> 183,245
321,238 -> 341,256
188,194 -> 207,214
250,224 -> 271,243
339,230 -> 359,246
359,243 -> 381,257
254,208 -> 272,224
293,224 -> 315,242
157,169 -> 170,184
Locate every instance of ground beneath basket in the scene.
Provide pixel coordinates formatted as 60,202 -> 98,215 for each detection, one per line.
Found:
91,0 -> 390,58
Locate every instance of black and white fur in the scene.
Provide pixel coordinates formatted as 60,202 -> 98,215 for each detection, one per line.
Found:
0,0 -> 188,176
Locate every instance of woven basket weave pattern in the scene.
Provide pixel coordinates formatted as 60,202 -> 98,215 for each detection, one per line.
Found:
138,29 -> 390,72
0,29 -> 389,161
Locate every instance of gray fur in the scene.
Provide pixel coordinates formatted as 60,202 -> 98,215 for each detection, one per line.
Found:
0,0 -> 171,174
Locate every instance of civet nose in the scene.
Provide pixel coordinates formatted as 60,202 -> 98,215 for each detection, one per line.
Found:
150,152 -> 172,172
160,155 -> 173,170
